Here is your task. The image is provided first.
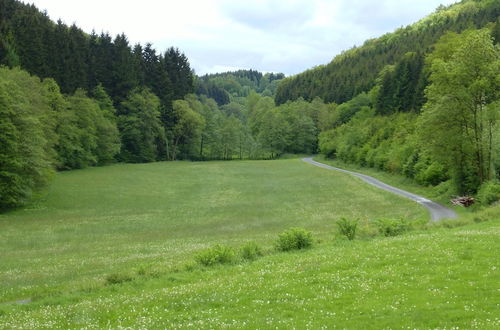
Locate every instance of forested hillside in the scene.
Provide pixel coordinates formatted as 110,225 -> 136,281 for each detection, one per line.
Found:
275,0 -> 500,105
196,70 -> 285,105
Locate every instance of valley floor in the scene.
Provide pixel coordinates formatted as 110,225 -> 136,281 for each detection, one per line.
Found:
0,158 -> 498,328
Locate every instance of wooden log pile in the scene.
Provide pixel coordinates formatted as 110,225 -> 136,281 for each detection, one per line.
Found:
451,196 -> 475,207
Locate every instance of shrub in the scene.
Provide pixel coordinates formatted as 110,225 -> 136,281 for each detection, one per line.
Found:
240,242 -> 263,261
275,227 -> 313,251
195,244 -> 236,266
476,180 -> 500,205
375,218 -> 410,237
336,217 -> 358,240
105,273 -> 133,285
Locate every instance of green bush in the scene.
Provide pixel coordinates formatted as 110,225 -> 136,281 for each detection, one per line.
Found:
415,161 -> 448,186
375,218 -> 410,237
240,242 -> 263,261
275,227 -> 313,251
476,180 -> 500,205
336,217 -> 358,240
105,273 -> 133,285
195,244 -> 236,266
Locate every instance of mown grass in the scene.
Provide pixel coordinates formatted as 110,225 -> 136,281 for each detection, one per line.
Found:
0,158 -> 426,305
1,158 -> 497,328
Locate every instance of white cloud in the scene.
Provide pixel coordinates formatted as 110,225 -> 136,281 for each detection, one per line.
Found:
27,0 -> 459,75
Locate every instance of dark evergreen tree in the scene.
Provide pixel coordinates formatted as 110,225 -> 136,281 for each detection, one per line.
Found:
162,47 -> 194,101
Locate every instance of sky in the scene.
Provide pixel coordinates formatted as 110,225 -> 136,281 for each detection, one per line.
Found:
27,0 -> 459,76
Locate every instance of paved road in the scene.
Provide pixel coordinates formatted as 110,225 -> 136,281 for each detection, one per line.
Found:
302,157 -> 457,222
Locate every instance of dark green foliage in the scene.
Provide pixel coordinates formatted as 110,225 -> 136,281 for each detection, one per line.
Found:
195,244 -> 237,266
275,227 -> 313,251
196,80 -> 230,106
0,32 -> 20,67
374,52 -> 426,115
105,273 -> 133,285
492,17 -> 500,44
375,218 -> 411,237
163,47 -> 194,101
239,242 -> 263,261
196,70 -> 284,101
336,218 -> 358,240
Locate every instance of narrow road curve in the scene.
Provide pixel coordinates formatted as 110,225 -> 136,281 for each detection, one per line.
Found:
302,157 -> 457,222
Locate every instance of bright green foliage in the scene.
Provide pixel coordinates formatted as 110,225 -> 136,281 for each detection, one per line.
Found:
195,244 -> 237,266
275,227 -> 313,251
169,99 -> 205,160
91,85 -> 121,165
476,180 -> 500,205
0,67 -> 54,209
55,89 -> 120,169
375,218 -> 411,237
257,108 -> 291,159
336,218 -> 358,240
319,110 -> 429,177
58,90 -> 99,168
118,88 -> 164,163
240,242 -> 263,261
419,29 -> 500,193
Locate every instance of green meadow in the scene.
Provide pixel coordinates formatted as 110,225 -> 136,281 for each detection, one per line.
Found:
0,158 -> 498,328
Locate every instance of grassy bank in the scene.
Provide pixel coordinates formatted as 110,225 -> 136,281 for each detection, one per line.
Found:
1,206 -> 498,328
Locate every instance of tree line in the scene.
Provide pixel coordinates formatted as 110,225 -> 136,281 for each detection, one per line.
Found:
0,0 -> 194,108
0,64 -> 325,210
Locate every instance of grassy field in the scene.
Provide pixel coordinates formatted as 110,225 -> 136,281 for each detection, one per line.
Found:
0,158 -> 498,328
314,155 -> 470,211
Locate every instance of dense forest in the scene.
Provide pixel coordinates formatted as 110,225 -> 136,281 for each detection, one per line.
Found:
1,0 -> 499,210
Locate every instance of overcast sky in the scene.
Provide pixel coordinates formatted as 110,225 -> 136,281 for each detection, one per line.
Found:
27,0 -> 458,76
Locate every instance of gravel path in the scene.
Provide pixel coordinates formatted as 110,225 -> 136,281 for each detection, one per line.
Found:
302,157 -> 457,221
